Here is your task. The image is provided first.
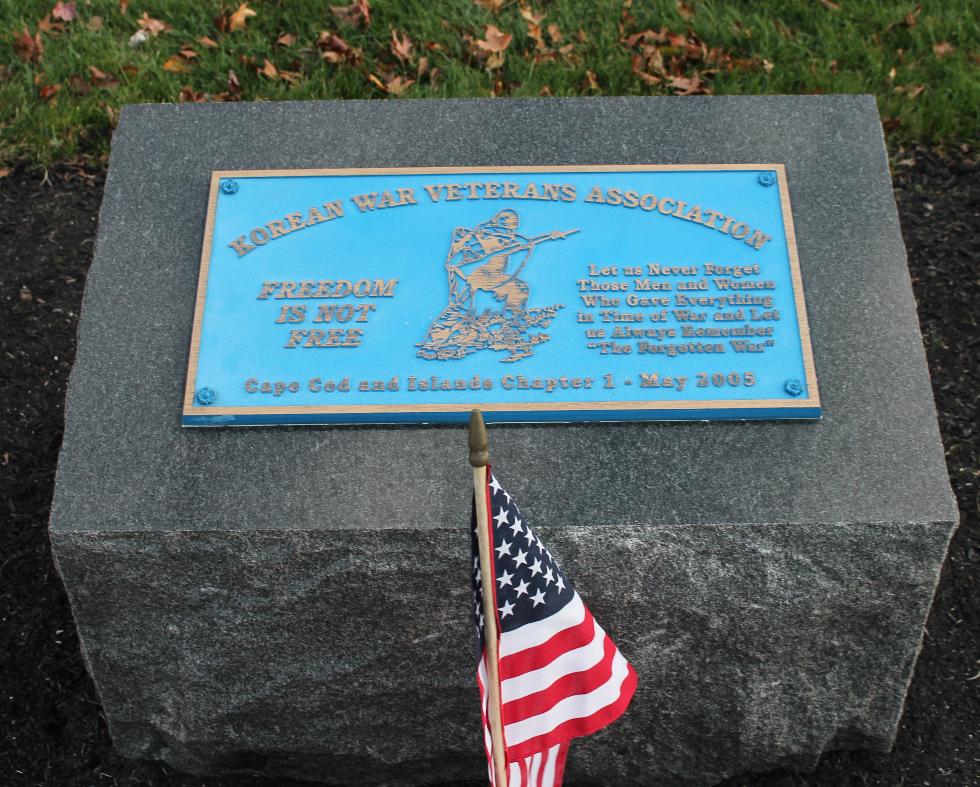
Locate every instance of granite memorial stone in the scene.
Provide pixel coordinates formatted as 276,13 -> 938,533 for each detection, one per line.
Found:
49,96 -> 957,785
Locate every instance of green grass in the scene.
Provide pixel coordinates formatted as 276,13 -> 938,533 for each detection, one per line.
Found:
0,0 -> 977,167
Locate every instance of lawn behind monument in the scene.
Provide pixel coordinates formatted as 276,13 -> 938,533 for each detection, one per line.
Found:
1,0 -> 978,168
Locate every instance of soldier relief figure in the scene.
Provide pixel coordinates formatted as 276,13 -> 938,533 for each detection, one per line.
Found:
417,210 -> 579,363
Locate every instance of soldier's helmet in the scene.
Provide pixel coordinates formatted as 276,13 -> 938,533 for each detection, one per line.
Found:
490,209 -> 519,231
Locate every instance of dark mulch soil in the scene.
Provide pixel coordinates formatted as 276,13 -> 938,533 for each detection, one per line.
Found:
1,150 -> 977,787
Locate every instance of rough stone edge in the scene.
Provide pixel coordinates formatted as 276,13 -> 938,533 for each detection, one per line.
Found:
48,514 -> 959,786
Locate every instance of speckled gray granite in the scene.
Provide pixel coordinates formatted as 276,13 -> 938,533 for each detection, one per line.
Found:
50,96 -> 957,786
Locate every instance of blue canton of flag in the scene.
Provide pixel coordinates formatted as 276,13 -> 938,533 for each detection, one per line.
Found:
472,470 -> 637,787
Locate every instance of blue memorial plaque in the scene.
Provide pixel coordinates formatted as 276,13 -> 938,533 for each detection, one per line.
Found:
182,166 -> 820,426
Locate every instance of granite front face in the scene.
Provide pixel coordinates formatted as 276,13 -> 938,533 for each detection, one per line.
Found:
49,97 -> 956,786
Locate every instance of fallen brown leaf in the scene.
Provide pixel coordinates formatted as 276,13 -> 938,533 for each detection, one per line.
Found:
331,0 -> 371,28
676,1 -> 694,20
39,82 -> 62,100
119,0 -> 129,13
476,23 -> 512,53
368,73 -> 386,91
818,0 -> 840,9
162,55 -> 191,73
52,2 -> 77,22
278,68 -> 301,83
87,15 -> 102,30
179,48 -> 199,59
417,55 -> 429,77
391,29 -> 413,63
137,12 -> 171,36
88,65 -> 120,87
520,6 -> 546,25
622,28 -> 665,48
485,51 -> 505,69
259,58 -> 278,78
583,69 -> 599,90
490,77 -> 510,96
228,3 -> 257,32
631,54 -> 661,85
227,68 -> 241,95
0,168 -> 10,179
198,35 -> 219,48
547,23 -> 563,45
667,73 -> 706,95
178,86 -> 206,102
520,5 -> 546,49
933,41 -> 954,58
385,74 -> 414,95
475,0 -> 504,11
14,27 -> 43,62
317,31 -> 360,63
38,16 -> 64,35
277,33 -> 297,46
907,84 -> 925,99
69,74 -> 91,94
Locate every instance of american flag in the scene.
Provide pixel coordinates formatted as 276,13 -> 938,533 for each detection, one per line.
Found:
472,470 -> 637,787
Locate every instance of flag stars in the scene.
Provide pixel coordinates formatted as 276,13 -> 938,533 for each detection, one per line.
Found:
474,476 -> 581,635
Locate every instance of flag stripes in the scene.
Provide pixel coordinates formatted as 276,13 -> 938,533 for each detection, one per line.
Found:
472,469 -> 636,785
506,743 -> 568,787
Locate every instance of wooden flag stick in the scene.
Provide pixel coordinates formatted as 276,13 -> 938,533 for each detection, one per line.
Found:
469,410 -> 508,787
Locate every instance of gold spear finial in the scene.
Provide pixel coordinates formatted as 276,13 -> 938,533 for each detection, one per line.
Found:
468,409 -> 489,467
